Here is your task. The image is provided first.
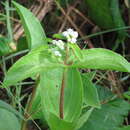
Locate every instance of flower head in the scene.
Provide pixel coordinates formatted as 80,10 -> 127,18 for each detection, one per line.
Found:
52,40 -> 64,50
62,28 -> 78,43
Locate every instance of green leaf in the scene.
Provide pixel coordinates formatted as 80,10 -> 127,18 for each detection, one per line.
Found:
85,0 -> 127,48
85,0 -> 114,29
110,0 -> 127,41
0,100 -> 23,119
40,68 -> 83,123
69,44 -> 83,60
72,48 -> 130,72
47,113 -> 75,130
17,37 -> 28,51
64,68 -> 83,122
96,85 -> 114,103
79,99 -> 130,130
30,83 -> 43,119
117,126 -> 130,130
3,45 -> 65,87
82,75 -> 100,108
85,0 -> 126,31
75,108 -> 94,130
12,1 -> 47,49
0,36 -> 12,56
53,33 -> 66,40
0,108 -> 21,130
40,68 -> 64,119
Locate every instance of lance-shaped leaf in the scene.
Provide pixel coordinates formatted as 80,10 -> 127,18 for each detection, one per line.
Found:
75,108 -> 94,130
3,46 -> 65,87
12,1 -> 47,49
85,0 -> 114,29
39,68 -> 64,119
64,68 -> 83,122
82,74 -> 100,108
40,68 -> 83,125
85,0 -> 127,47
85,0 -> 126,31
71,48 -> 130,72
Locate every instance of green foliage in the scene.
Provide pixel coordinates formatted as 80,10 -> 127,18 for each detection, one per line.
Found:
79,99 -> 130,130
0,101 -> 21,130
75,108 -> 94,130
39,68 -> 64,119
85,0 -> 114,29
96,85 -> 114,102
85,0 -> 125,30
0,36 -> 12,56
12,1 -> 47,50
118,126 -> 130,130
72,48 -> 130,72
85,0 -> 127,47
17,37 -> 28,51
47,113 -> 75,130
4,47 -> 130,88
2,2 -> 130,130
0,100 -> 23,119
0,108 -> 21,130
110,0 -> 126,40
3,45 -> 65,87
39,68 -> 83,129
68,44 -> 83,60
64,68 -> 83,122
82,73 -> 100,108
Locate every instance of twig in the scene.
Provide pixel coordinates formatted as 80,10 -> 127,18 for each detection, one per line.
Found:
55,0 -> 94,48
71,7 -> 95,26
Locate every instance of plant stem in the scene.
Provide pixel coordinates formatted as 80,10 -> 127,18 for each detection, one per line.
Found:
59,69 -> 66,119
59,44 -> 69,119
21,76 -> 40,130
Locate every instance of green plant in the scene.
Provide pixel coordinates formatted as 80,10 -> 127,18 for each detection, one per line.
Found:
2,1 -> 130,130
84,0 -> 127,50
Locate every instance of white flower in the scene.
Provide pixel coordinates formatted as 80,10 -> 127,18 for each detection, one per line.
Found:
52,40 -> 57,45
67,28 -> 78,39
53,50 -> 62,57
62,28 -> 78,43
52,40 -> 64,50
68,37 -> 77,43
73,31 -> 78,39
62,31 -> 68,37
56,40 -> 64,50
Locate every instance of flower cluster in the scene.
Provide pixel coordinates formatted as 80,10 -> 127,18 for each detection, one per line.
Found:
51,40 -> 65,57
62,28 -> 78,44
52,40 -> 64,50
51,28 -> 79,57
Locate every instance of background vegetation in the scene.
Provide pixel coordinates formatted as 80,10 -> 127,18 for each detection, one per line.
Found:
1,0 -> 130,130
